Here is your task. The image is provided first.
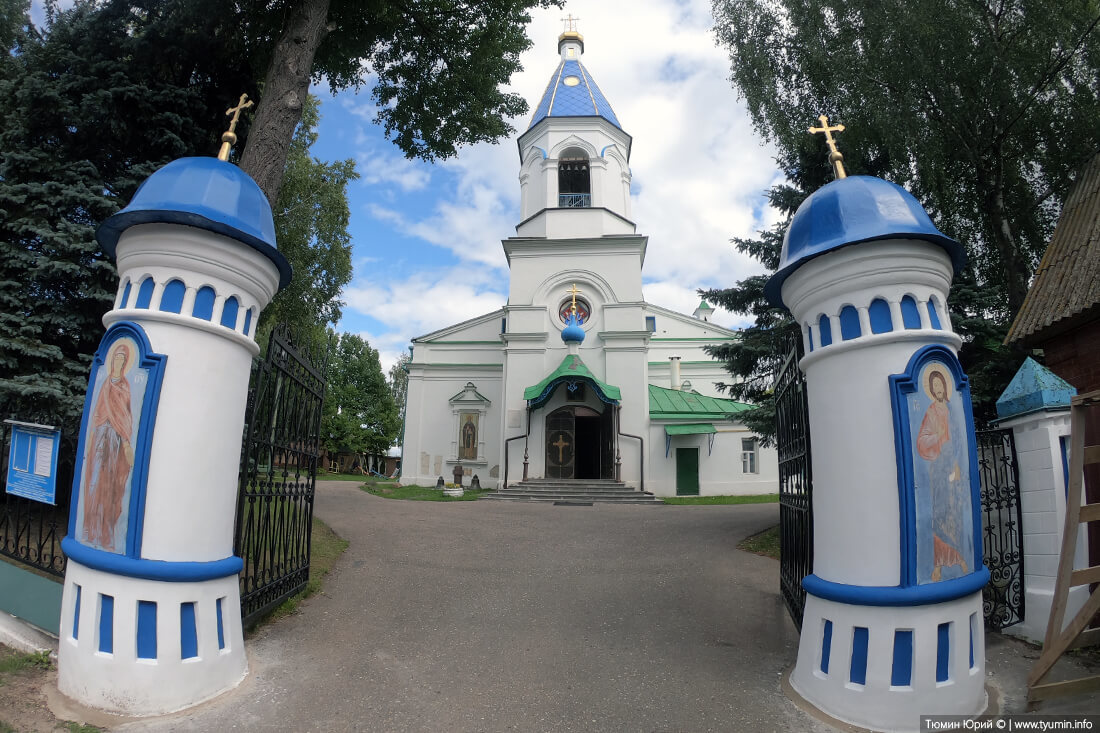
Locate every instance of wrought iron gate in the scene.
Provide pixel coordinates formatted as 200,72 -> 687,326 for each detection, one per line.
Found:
235,325 -> 327,626
976,428 -> 1024,629
775,333 -> 813,629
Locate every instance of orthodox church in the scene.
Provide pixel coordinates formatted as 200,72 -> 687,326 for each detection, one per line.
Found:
400,27 -> 777,496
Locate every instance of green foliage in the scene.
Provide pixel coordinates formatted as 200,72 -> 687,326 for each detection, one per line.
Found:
0,1 -> 251,431
322,332 -> 401,456
313,0 -> 561,162
712,0 -> 1100,314
705,0 -> 1099,435
262,95 -> 356,333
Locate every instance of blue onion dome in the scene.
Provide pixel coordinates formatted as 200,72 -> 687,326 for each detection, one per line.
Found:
764,176 -> 965,307
561,309 -> 586,344
96,157 -> 291,290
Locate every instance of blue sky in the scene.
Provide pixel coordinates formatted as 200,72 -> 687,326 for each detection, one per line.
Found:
34,0 -> 784,372
317,0 -> 785,371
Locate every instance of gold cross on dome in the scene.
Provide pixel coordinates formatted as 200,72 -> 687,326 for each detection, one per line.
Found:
566,283 -> 583,314
217,93 -> 254,161
808,114 -> 848,180
562,14 -> 580,33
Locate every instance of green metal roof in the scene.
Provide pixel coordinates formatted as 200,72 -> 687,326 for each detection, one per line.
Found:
696,300 -> 714,310
524,354 -> 621,407
664,423 -> 716,435
648,384 -> 750,420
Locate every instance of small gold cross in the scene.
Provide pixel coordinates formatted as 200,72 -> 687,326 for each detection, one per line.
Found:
808,114 -> 848,180
218,94 -> 254,161
566,283 -> 582,314
552,434 -> 570,463
562,14 -> 580,33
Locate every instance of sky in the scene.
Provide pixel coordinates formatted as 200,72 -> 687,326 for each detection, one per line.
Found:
32,0 -> 785,374
307,0 -> 784,372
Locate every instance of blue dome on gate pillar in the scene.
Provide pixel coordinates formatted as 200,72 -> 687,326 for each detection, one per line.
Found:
96,157 -> 292,290
764,175 -> 965,307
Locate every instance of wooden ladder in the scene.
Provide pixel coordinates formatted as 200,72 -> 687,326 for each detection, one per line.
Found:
1027,389 -> 1100,703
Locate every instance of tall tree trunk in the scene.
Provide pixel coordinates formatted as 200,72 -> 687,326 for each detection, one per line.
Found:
239,0 -> 331,205
975,159 -> 1030,316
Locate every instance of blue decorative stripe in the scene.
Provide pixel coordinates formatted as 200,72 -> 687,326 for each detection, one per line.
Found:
220,295 -> 239,329
180,602 -> 198,659
850,627 -> 869,685
137,600 -> 157,659
62,537 -> 243,581
818,314 -> 833,346
802,567 -> 989,606
159,279 -> 185,313
193,286 -> 215,320
901,295 -> 921,329
820,619 -> 833,674
840,305 -> 861,340
869,298 -> 893,334
807,325 -> 814,352
120,281 -> 132,309
216,597 -> 225,650
243,308 -> 253,337
928,299 -> 942,329
891,629 -> 913,686
99,594 -> 114,653
72,584 -> 81,640
135,277 -> 155,308
937,622 -> 951,682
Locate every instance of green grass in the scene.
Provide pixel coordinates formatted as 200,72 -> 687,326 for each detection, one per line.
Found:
362,484 -> 490,502
64,723 -> 102,733
250,516 -> 349,629
738,524 -> 781,560
0,650 -> 50,682
662,493 -> 779,505
316,471 -> 388,482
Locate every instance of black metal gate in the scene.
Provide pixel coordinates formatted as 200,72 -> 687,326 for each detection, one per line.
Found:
775,333 -> 813,629
976,427 -> 1024,629
234,325 -> 327,626
0,426 -> 72,578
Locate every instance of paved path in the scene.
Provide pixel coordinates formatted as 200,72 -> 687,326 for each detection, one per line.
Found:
128,481 -> 823,732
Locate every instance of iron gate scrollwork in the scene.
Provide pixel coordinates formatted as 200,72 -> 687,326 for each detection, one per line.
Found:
976,428 -> 1023,630
235,324 -> 327,627
775,333 -> 813,630
0,425 -> 72,578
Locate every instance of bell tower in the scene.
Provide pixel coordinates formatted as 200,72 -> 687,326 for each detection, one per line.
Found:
516,20 -> 634,239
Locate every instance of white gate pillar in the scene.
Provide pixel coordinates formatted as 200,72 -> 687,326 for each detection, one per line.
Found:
994,357 -> 1088,644
57,154 -> 291,716
766,175 -> 987,732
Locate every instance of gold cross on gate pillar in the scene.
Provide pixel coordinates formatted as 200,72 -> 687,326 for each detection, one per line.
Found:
808,114 -> 848,180
562,14 -> 580,33
218,93 -> 254,161
566,283 -> 582,314
552,434 -> 570,463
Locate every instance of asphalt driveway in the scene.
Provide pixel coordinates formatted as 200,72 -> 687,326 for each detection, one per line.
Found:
126,481 -> 825,732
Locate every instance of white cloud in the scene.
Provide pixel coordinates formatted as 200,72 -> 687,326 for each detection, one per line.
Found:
355,144 -> 431,192
334,0 -> 783,357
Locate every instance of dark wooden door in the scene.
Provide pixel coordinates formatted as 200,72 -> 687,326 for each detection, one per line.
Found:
546,409 -> 575,479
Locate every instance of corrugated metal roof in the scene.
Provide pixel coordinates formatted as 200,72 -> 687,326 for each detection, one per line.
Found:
1006,153 -> 1100,344
648,384 -> 751,419
528,59 -> 622,130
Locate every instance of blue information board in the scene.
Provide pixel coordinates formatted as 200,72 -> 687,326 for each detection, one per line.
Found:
5,421 -> 60,505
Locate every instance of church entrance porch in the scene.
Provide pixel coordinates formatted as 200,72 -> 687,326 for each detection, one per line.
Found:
545,405 -> 613,480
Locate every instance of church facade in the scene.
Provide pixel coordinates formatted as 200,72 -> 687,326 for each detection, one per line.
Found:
400,29 -> 777,497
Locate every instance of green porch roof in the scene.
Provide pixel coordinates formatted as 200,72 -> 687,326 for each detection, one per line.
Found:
524,354 -> 621,407
664,423 -> 716,435
648,384 -> 750,420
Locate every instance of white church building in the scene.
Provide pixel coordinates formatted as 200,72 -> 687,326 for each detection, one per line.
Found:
400,28 -> 778,497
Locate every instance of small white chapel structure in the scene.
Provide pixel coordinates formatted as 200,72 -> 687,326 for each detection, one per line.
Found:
400,26 -> 777,496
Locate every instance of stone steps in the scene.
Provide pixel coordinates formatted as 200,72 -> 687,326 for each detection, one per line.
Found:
481,479 -> 663,504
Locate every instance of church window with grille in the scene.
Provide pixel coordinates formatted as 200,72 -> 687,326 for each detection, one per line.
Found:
558,149 -> 591,208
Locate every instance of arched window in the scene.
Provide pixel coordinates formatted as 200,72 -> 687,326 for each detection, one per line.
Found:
900,295 -> 921,329
558,148 -> 590,207
868,298 -> 893,334
135,276 -> 155,309
192,286 -> 216,320
159,279 -> 186,314
818,314 -> 833,347
220,295 -> 239,329
839,305 -> 861,341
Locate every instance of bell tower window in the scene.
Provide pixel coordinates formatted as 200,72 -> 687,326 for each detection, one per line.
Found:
558,149 -> 590,208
